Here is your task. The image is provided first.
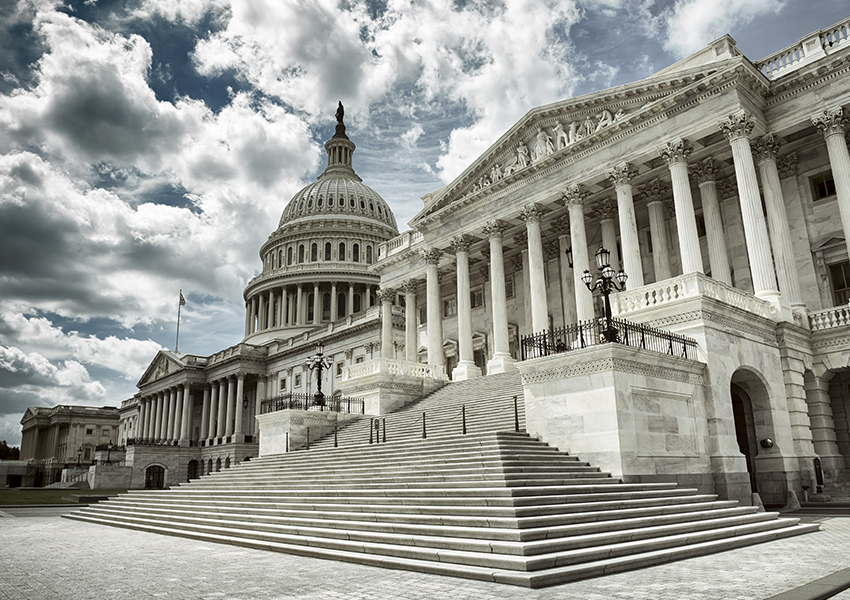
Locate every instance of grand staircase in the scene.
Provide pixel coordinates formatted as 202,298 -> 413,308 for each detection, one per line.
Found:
65,372 -> 819,588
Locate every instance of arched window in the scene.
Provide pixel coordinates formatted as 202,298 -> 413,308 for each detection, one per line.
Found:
353,243 -> 360,263
337,293 -> 346,319
353,293 -> 361,313
311,243 -> 318,262
366,245 -> 373,264
307,293 -> 315,321
328,195 -> 334,207
317,196 -> 323,207
349,197 -> 355,208
369,202 -> 374,212
324,242 -> 332,261
322,293 -> 331,320
287,246 -> 293,265
339,242 -> 346,261
278,249 -> 283,268
298,244 -> 305,263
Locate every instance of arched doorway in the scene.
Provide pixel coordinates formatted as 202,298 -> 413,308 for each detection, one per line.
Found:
208,458 -> 213,474
731,383 -> 758,493
215,457 -> 222,472
145,465 -> 165,489
224,457 -> 231,469
187,460 -> 198,480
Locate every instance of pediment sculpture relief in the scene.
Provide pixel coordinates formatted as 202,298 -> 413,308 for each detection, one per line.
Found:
154,356 -> 170,379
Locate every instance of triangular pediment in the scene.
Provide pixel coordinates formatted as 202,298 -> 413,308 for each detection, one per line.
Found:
813,236 -> 846,252
137,351 -> 185,387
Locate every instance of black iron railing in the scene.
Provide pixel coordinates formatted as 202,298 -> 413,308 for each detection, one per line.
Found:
260,393 -> 365,415
521,318 -> 698,361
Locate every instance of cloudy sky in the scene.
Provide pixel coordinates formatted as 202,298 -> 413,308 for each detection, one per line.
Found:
0,0 -> 847,447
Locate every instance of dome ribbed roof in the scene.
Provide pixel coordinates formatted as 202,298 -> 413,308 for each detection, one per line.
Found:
277,109 -> 398,232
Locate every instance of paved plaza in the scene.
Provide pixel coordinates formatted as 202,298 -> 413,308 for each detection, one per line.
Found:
0,511 -> 848,600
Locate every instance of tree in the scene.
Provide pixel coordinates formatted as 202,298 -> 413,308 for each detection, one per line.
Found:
0,441 -> 20,460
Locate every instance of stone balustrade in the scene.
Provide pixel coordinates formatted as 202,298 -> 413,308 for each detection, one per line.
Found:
810,305 -> 850,331
378,230 -> 424,260
611,272 -> 773,320
755,17 -> 850,79
343,357 -> 445,382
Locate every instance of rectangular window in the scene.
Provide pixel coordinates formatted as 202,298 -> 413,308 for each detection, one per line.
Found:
812,173 -> 837,201
280,377 -> 287,391
443,296 -> 457,317
355,356 -> 364,364
505,275 -> 514,298
336,362 -> 343,377
471,287 -> 484,309
102,429 -> 109,437
829,261 -> 850,305
294,374 -> 302,387
419,307 -> 427,325
86,428 -> 93,436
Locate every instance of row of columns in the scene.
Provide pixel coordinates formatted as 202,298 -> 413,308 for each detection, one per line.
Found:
136,384 -> 196,444
245,283 -> 378,335
375,107 -> 850,375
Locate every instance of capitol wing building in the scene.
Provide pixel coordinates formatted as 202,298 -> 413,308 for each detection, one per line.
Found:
20,18 -> 850,508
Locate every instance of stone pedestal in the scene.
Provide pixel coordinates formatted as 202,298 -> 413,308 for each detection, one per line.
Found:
339,358 -> 446,415
88,464 -> 132,489
257,409 -> 359,456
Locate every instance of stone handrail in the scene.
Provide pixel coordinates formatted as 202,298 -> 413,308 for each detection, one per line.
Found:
342,357 -> 445,382
378,230 -> 424,260
611,272 -> 773,320
755,17 -> 850,79
810,305 -> 850,331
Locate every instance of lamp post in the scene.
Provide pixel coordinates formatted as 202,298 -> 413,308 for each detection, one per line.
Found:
76,446 -> 82,468
305,343 -> 332,409
580,247 -> 628,342
106,441 -> 114,465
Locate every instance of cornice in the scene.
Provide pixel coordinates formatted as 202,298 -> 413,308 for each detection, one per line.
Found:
766,50 -> 850,107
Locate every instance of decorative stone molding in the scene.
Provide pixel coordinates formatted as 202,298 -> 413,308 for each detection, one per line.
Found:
752,133 -> 781,164
606,162 -> 638,188
718,111 -> 755,142
544,241 -> 560,260
482,219 -> 509,238
521,358 -> 704,385
400,278 -> 419,294
716,176 -> 739,199
592,198 -> 617,221
691,158 -> 718,184
343,349 -> 353,360
552,214 -> 570,234
376,287 -> 395,303
480,247 -> 490,260
639,180 -> 668,204
421,248 -> 443,264
510,255 -> 524,272
513,232 -> 528,247
519,202 -> 545,223
659,138 -> 692,166
450,234 -> 474,253
777,153 -> 799,179
811,107 -> 846,138
562,183 -> 589,207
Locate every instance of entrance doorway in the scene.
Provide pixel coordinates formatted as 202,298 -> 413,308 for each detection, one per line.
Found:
144,465 -> 165,489
731,383 -> 758,493
187,460 -> 198,480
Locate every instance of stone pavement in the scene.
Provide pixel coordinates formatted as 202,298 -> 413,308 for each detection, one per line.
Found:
0,513 -> 848,600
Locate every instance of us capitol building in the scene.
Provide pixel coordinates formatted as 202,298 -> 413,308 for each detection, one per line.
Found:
18,18 -> 850,506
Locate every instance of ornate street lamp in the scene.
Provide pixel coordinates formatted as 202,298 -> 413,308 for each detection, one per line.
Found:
76,446 -> 82,468
581,247 -> 628,342
106,441 -> 114,465
305,343 -> 332,409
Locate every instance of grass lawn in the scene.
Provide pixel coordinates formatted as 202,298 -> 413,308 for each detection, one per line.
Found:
0,488 -> 128,506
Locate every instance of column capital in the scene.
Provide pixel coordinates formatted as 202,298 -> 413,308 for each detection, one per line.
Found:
691,158 -> 718,184
518,202 -> 545,224
718,111 -> 755,142
717,176 -> 739,199
510,254 -> 524,272
552,214 -> 570,234
376,287 -> 395,303
812,107 -> 846,138
562,183 -> 589,207
660,138 -> 693,166
421,248 -> 443,264
482,219 -> 509,238
512,231 -> 528,248
606,162 -> 638,188
777,152 -> 799,179
236,371 -> 246,381
752,133 -> 781,165
344,348 -> 353,360
639,179 -> 668,204
450,234 -> 475,253
592,198 -> 617,221
400,278 -> 420,294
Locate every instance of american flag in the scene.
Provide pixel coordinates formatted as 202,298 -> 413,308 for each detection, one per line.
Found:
179,292 -> 186,306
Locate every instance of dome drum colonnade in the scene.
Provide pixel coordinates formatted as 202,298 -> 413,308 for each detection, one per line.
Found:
375,107 -> 850,380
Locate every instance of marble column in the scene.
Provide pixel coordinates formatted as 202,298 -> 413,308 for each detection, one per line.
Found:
593,199 -> 620,271
520,203 -> 550,334
608,162 -> 644,286
330,282 -> 338,321
181,385 -> 192,442
234,373 -> 245,437
692,159 -> 732,285
313,283 -> 321,325
719,113 -> 780,303
564,184 -> 595,321
813,107 -> 850,271
244,302 -> 251,337
266,290 -> 274,329
753,133 -> 803,307
642,181 -> 672,282
174,386 -> 184,443
163,389 -> 174,442
422,248 -> 445,367
201,386 -> 211,444
277,287 -> 284,326
401,279 -> 418,362
377,287 -> 395,359
348,283 -> 355,315
216,379 -> 227,439
451,234 -> 481,380
295,284 -> 304,325
483,220 -> 515,373
208,382 -> 219,441
137,400 -> 147,440
554,216 -> 577,325
257,293 -> 266,331
225,376 -> 236,437
660,138 -> 704,275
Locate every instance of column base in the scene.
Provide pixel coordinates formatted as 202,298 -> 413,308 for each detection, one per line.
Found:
755,289 -> 794,322
487,353 -> 517,374
232,433 -> 245,444
452,361 -> 482,381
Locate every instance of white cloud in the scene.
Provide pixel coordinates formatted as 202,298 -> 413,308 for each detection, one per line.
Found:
661,0 -> 785,58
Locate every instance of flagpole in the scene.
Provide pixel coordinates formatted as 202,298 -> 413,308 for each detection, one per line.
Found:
176,289 -> 182,353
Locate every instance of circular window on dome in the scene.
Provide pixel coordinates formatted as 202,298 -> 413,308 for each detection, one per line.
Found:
349,197 -> 355,208
318,196 -> 323,207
